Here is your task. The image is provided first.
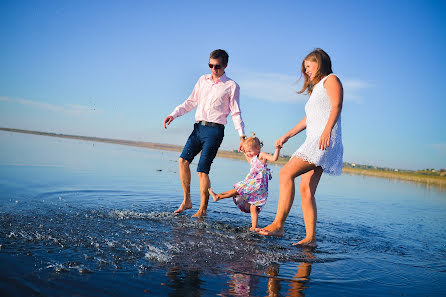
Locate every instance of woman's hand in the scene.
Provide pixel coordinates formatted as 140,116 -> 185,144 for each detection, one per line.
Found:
318,129 -> 331,150
275,135 -> 289,149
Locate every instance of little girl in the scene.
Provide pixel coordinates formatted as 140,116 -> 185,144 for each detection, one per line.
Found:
209,134 -> 280,231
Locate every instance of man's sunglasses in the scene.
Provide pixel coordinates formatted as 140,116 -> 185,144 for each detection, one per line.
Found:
208,63 -> 222,69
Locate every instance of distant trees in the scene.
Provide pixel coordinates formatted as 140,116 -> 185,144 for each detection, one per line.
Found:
343,162 -> 445,176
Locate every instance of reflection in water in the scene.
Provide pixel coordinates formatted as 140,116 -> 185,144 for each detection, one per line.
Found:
219,249 -> 314,297
287,262 -> 312,297
268,249 -> 314,297
165,266 -> 204,297
266,264 -> 281,297
225,271 -> 258,297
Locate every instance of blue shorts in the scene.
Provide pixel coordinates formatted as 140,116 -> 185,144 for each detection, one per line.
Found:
180,123 -> 225,174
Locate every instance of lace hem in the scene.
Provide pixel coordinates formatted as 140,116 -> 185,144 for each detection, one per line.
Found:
291,151 -> 342,176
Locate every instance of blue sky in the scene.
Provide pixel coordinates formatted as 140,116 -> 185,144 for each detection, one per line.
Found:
1,0 -> 445,170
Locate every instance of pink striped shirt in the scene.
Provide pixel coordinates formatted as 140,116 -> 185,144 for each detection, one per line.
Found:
169,73 -> 245,136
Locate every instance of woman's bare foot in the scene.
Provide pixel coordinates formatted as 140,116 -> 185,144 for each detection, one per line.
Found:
192,209 -> 206,217
173,201 -> 192,214
292,237 -> 317,248
249,226 -> 256,232
255,223 -> 284,237
208,188 -> 221,202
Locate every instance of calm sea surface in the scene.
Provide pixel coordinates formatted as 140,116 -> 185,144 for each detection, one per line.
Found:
1,131 -> 445,296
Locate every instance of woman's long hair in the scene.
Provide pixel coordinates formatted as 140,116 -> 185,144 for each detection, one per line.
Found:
298,48 -> 333,95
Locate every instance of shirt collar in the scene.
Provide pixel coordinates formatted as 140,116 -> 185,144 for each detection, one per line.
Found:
207,73 -> 228,83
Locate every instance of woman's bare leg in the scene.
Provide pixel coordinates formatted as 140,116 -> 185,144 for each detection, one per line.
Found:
256,157 -> 316,236
292,167 -> 323,247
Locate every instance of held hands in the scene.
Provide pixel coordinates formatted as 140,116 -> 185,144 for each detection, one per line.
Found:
318,129 -> 331,150
275,135 -> 289,149
163,116 -> 174,129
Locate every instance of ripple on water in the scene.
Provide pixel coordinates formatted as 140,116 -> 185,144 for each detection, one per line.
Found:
1,188 -> 445,295
0,201 -> 327,276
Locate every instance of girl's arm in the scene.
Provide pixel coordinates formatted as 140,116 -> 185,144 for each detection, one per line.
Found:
259,147 -> 281,163
275,116 -> 307,149
319,75 -> 343,150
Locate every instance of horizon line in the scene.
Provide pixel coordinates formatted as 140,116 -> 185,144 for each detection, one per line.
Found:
0,127 -> 441,172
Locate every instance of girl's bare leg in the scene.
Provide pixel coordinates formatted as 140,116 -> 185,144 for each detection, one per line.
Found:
256,157 -> 316,236
249,204 -> 258,231
208,188 -> 238,202
292,167 -> 323,247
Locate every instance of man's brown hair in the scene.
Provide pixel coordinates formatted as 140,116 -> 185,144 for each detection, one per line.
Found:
210,49 -> 229,66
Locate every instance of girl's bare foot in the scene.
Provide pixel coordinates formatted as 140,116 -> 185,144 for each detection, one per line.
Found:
208,188 -> 220,202
249,226 -> 256,231
292,238 -> 317,248
173,202 -> 192,214
255,223 -> 284,237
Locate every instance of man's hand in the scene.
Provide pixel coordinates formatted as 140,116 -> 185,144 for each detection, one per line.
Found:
163,116 -> 174,129
238,135 -> 246,152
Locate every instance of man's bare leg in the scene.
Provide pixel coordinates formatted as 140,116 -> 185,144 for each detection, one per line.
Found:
192,172 -> 211,217
174,158 -> 193,213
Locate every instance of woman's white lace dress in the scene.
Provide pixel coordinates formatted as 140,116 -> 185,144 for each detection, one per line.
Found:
292,74 -> 343,175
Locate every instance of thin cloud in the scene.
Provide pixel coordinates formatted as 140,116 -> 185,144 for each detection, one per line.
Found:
431,143 -> 446,154
233,70 -> 371,103
0,96 -> 100,115
235,71 -> 306,103
342,79 -> 373,102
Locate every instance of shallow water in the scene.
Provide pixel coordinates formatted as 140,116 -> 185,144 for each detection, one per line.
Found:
1,131 -> 445,296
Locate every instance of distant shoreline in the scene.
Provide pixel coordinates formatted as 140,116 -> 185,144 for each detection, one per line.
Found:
1,127 -> 444,189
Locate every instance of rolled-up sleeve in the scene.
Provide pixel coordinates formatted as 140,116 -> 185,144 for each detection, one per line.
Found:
229,83 -> 245,136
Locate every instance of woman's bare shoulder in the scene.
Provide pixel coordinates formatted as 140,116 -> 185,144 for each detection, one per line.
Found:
324,74 -> 342,87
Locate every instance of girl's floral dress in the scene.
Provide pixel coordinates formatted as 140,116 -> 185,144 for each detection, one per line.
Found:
233,155 -> 272,213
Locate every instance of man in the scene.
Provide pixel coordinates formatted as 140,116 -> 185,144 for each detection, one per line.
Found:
163,49 -> 246,217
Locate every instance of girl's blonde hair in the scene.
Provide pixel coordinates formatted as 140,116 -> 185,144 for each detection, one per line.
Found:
298,48 -> 333,95
244,132 -> 263,151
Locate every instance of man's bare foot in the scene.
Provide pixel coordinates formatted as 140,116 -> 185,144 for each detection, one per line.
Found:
208,188 -> 220,202
173,202 -> 192,214
192,210 -> 206,217
255,224 -> 284,237
292,238 -> 317,248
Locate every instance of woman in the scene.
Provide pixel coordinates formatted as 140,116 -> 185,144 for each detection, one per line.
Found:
256,48 -> 344,247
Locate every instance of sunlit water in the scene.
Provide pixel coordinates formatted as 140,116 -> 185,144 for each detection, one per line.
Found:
1,131 -> 445,296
